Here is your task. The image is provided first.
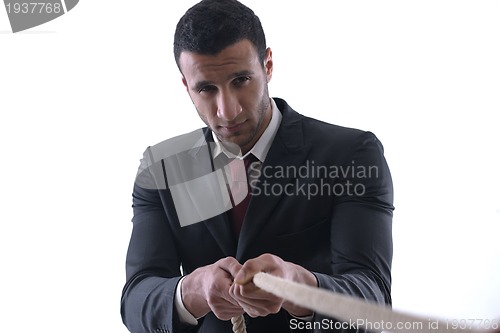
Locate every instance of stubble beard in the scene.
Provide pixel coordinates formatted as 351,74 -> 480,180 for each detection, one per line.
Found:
203,85 -> 271,153
233,85 -> 271,153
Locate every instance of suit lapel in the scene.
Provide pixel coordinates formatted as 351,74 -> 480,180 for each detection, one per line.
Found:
203,215 -> 236,256
187,130 -> 237,256
236,100 -> 311,259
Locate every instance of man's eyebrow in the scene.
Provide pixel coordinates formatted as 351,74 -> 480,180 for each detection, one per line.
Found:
192,71 -> 255,91
229,70 -> 254,79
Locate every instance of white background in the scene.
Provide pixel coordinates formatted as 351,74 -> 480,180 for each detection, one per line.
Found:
1,1 -> 499,332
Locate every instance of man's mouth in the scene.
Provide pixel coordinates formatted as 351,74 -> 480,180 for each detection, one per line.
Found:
220,121 -> 246,133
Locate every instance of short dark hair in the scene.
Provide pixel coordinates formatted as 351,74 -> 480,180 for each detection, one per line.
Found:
173,0 -> 267,70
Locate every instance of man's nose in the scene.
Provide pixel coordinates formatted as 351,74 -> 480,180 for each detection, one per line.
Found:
217,91 -> 242,121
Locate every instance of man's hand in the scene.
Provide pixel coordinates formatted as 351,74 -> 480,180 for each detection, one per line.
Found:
229,253 -> 318,318
181,257 -> 244,320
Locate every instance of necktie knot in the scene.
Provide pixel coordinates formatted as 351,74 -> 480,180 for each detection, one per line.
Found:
244,153 -> 258,169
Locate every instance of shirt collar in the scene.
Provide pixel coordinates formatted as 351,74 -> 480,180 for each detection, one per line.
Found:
212,98 -> 282,162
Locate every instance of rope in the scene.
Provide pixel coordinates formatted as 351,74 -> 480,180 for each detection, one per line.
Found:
230,314 -> 247,333
231,272 -> 486,333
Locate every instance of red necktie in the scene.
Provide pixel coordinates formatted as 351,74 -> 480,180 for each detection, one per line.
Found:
228,154 -> 258,239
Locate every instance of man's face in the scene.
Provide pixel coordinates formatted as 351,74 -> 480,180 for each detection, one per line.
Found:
179,39 -> 273,155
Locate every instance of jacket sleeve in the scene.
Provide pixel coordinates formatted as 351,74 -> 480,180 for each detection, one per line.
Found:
120,148 -> 197,333
312,131 -> 394,333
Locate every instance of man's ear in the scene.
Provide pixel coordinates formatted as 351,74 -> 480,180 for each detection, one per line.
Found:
182,76 -> 188,91
264,47 -> 273,83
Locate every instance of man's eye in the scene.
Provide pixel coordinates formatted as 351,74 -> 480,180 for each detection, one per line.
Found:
234,76 -> 250,86
199,85 -> 216,93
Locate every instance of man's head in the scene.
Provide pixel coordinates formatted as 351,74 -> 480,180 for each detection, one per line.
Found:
174,0 -> 273,155
174,0 -> 267,70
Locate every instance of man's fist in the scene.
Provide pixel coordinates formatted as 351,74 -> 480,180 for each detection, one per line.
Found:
182,257 -> 244,320
230,253 -> 317,318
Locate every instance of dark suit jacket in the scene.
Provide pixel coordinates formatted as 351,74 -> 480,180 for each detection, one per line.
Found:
121,98 -> 394,333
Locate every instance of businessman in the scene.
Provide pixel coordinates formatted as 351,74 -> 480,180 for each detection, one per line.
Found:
121,0 -> 394,332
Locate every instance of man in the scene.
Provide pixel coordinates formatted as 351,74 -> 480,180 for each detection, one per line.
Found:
121,0 -> 394,332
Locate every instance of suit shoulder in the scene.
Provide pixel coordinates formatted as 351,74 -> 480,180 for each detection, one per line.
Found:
275,98 -> 373,141
275,97 -> 383,152
140,127 -> 209,161
300,114 -> 379,145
